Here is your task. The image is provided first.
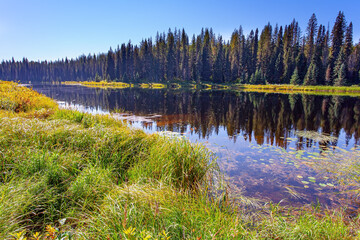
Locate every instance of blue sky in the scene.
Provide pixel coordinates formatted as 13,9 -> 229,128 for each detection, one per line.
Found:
0,0 -> 359,61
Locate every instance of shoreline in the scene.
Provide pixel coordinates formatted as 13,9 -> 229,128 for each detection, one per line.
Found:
62,80 -> 360,96
1,80 -> 359,239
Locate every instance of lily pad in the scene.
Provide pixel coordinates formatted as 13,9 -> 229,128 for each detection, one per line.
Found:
308,177 -> 316,182
301,181 -> 310,185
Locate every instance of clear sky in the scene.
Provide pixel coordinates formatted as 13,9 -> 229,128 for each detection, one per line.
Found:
0,0 -> 359,62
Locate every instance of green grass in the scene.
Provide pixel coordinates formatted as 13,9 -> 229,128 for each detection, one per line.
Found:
64,80 -> 360,96
236,84 -> 360,96
1,80 -> 360,239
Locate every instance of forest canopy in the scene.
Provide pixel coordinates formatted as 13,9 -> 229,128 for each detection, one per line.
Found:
1,12 -> 359,86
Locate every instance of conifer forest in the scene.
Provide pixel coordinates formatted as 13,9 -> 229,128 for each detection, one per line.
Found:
1,12 -> 359,86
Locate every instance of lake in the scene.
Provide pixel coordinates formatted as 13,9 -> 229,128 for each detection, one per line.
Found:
32,84 -> 360,209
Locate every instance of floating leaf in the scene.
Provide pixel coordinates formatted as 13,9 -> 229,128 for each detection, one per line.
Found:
296,175 -> 303,179
304,185 -> 309,188
301,181 -> 309,185
327,183 -> 335,187
319,183 -> 327,187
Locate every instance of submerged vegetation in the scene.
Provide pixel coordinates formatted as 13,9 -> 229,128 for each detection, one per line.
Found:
1,81 -> 360,239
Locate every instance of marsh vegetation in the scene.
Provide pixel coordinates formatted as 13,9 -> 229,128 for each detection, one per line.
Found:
0,81 -> 359,239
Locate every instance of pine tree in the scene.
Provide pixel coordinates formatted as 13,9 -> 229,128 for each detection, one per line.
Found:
166,30 -> 176,80
344,22 -> 353,59
348,41 -> 360,85
333,47 -> 347,82
305,14 -> 318,64
328,11 -> 346,84
257,24 -> 273,82
295,52 -> 307,82
251,68 -> 264,85
213,36 -> 224,83
290,67 -> 301,85
180,29 -> 189,81
230,30 -> 240,81
303,62 -> 317,85
272,26 -> 283,83
304,26 -> 325,85
334,63 -> 348,86
106,49 -> 115,80
201,29 -> 212,81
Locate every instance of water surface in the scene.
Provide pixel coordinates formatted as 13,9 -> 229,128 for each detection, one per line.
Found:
33,84 -> 360,208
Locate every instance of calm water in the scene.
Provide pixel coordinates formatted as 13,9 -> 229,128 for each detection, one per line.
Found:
32,84 -> 360,208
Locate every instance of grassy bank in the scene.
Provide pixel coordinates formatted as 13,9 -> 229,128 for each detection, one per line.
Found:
63,80 -> 360,96
1,80 -> 360,239
236,84 -> 360,96
63,80 -> 230,91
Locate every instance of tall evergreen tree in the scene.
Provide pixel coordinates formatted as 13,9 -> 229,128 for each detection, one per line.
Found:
180,29 -> 190,81
213,36 -> 224,83
257,24 -> 273,82
229,30 -> 240,81
295,52 -> 307,82
305,14 -> 318,64
303,27 -> 325,86
166,30 -> 176,80
334,63 -> 348,86
272,26 -> 283,83
290,67 -> 301,85
201,29 -> 212,81
328,11 -> 346,84
344,22 -> 353,59
106,49 -> 115,80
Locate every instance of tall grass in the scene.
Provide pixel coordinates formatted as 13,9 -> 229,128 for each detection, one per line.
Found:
1,80 -> 360,239
0,81 -> 57,113
237,83 -> 360,96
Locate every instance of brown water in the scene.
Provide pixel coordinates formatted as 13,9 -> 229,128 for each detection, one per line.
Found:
33,84 -> 360,208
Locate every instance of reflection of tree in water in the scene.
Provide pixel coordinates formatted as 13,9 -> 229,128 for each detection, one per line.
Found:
36,84 -> 360,148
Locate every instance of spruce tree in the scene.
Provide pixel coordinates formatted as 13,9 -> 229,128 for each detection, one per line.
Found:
334,63 -> 348,86
305,14 -> 318,64
166,30 -> 176,80
303,62 -> 317,85
328,11 -> 346,84
201,29 -> 212,81
213,36 -> 224,83
290,67 -> 301,85
344,22 -> 353,59
230,30 -> 240,81
106,49 -> 115,80
295,52 -> 307,82
180,29 -> 189,81
251,68 -> 264,85
272,26 -> 283,83
333,47 -> 347,82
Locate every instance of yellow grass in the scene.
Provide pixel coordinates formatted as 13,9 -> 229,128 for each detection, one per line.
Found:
236,84 -> 360,96
0,81 -> 57,113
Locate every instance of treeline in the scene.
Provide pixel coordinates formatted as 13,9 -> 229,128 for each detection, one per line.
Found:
1,12 -> 360,86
